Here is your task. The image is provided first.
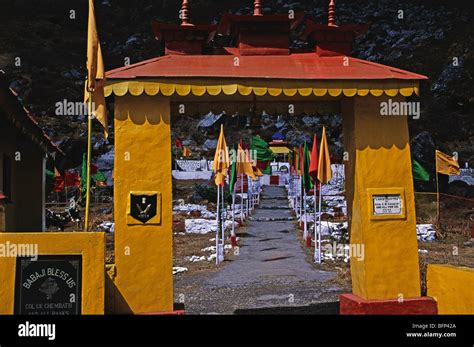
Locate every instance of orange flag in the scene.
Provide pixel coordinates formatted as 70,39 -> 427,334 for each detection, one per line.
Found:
237,144 -> 256,180
183,146 -> 192,157
317,127 -> 332,185
212,125 -> 230,186
84,0 -> 108,138
435,150 -> 460,176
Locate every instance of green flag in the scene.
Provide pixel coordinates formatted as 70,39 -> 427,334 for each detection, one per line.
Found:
45,169 -> 56,193
413,159 -> 430,181
229,145 -> 237,194
302,141 -> 312,192
251,136 -> 275,174
92,170 -> 107,183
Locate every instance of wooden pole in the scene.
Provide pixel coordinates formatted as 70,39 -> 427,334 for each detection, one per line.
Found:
84,91 -> 93,231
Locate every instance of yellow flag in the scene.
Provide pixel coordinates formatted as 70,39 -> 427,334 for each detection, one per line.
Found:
253,166 -> 264,177
212,125 -> 230,186
183,146 -> 192,157
436,150 -> 460,176
237,144 -> 256,180
85,0 -> 108,138
317,126 -> 332,185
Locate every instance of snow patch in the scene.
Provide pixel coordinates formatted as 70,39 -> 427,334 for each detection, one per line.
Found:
172,267 -> 188,275
185,219 -> 238,234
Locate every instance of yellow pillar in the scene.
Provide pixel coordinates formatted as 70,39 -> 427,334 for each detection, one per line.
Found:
110,94 -> 173,313
342,95 -> 421,300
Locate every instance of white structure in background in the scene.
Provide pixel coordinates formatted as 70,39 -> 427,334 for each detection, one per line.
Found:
448,163 -> 474,186
172,159 -> 213,180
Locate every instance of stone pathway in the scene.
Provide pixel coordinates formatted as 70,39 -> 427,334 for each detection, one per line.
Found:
174,185 -> 340,314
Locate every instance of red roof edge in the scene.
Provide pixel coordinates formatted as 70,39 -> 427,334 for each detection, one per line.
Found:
0,76 -> 64,156
351,57 -> 428,80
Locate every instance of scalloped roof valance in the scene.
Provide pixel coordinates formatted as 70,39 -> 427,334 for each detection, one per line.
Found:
104,79 -> 420,98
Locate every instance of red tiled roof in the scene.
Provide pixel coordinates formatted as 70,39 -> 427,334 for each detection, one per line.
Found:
106,51 -> 427,81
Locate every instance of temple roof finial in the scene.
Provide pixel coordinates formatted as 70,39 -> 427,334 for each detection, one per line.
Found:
328,0 -> 337,27
181,0 -> 190,26
254,0 -> 263,16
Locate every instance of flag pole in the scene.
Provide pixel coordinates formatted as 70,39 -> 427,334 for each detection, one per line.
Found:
246,176 -> 250,217
303,188 -> 307,239
84,90 -> 93,231
221,182 -> 225,255
294,176 -> 298,215
240,173 -> 244,223
298,177 -> 300,216
64,173 -> 68,203
316,184 -> 323,263
216,184 -> 220,264
231,185 -> 236,247
299,176 -> 303,227
435,150 -> 440,223
313,184 -> 317,248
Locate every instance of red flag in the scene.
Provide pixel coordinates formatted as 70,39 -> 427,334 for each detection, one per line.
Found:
175,138 -> 183,149
309,134 -> 319,182
52,176 -> 65,192
65,171 -> 81,187
90,164 -> 98,175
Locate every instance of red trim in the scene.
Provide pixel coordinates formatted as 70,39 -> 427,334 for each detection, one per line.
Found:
339,293 -> 438,315
139,310 -> 186,315
231,235 -> 238,247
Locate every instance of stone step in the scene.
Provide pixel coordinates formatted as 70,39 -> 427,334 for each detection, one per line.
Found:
258,206 -> 290,210
249,216 -> 294,222
261,196 -> 287,200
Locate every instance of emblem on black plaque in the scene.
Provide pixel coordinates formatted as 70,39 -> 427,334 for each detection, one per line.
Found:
127,192 -> 161,225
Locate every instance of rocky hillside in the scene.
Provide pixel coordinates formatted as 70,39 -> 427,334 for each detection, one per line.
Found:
0,0 -> 472,173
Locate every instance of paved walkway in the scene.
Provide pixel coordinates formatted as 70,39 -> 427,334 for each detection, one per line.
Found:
175,185 -> 340,314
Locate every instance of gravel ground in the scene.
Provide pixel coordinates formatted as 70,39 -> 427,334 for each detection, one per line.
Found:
174,186 -> 341,314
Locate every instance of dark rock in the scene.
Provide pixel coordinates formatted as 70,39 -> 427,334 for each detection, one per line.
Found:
411,131 -> 437,167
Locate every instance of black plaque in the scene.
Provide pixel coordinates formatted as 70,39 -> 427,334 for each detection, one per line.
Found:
130,193 -> 158,223
14,255 -> 82,315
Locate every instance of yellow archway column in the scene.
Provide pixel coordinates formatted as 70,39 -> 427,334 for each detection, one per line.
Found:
342,95 -> 421,300
109,94 -> 173,313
